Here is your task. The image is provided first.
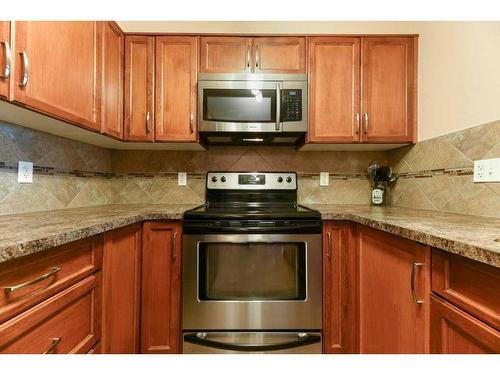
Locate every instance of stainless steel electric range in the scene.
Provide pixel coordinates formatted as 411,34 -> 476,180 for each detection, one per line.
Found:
182,172 -> 322,354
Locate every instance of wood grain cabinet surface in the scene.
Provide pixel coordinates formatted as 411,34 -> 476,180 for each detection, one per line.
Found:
0,21 -> 11,99
101,224 -> 142,354
140,221 -> 182,354
12,21 -> 102,131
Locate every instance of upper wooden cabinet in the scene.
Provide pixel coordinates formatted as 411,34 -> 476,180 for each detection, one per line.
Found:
155,36 -> 198,142
0,22 -> 11,99
100,22 -> 124,140
124,35 -> 155,141
356,225 -> 430,353
307,36 -> 417,144
12,22 -> 102,131
199,36 -> 306,74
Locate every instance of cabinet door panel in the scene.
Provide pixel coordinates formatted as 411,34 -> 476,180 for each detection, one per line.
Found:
200,36 -> 252,73
253,37 -> 306,74
308,37 -> 360,143
124,35 -> 155,141
102,224 -> 141,354
101,22 -> 124,139
13,21 -> 101,131
0,21 -> 10,99
361,37 -> 417,143
357,225 -> 430,353
155,36 -> 198,142
141,221 -> 181,354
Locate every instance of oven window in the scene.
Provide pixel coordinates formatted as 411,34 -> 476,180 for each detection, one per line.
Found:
203,89 -> 276,123
198,242 -> 306,301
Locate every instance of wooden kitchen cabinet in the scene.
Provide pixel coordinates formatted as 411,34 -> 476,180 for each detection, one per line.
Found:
101,21 -> 124,139
140,221 -> 182,354
12,22 -> 102,131
0,22 -> 11,99
361,37 -> 417,143
102,224 -> 141,354
155,36 -> 198,142
322,221 -> 357,353
199,36 -> 305,74
308,37 -> 360,143
430,296 -> 500,353
124,35 -> 155,141
356,225 -> 430,353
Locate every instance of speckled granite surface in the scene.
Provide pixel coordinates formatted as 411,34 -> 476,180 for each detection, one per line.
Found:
307,204 -> 500,268
0,204 -> 198,264
0,204 -> 499,269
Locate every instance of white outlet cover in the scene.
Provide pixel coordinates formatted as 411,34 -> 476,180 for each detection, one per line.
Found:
320,172 -> 329,186
18,161 -> 33,183
474,158 -> 500,183
178,172 -> 187,186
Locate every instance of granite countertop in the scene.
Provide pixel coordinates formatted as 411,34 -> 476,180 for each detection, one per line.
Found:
306,204 -> 500,268
0,204 -> 499,269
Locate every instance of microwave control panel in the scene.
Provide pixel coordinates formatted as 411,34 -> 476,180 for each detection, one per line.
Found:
280,89 -> 302,122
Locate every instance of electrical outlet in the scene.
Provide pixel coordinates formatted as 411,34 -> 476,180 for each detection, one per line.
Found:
474,158 -> 500,182
320,172 -> 329,186
18,161 -> 33,183
178,172 -> 187,186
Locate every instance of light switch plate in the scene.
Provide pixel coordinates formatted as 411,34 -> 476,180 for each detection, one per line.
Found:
474,158 -> 500,182
320,172 -> 329,186
18,161 -> 33,183
178,172 -> 187,186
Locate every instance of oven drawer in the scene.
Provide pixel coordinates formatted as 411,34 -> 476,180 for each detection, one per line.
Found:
183,331 -> 322,354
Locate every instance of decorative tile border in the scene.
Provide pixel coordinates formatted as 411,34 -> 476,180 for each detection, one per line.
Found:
396,167 -> 474,179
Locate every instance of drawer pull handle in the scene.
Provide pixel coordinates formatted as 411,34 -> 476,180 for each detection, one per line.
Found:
0,40 -> 11,79
410,262 -> 424,305
3,266 -> 61,293
19,51 -> 29,87
44,337 -> 62,354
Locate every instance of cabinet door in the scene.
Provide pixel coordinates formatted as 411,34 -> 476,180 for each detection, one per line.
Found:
323,222 -> 357,354
102,224 -> 141,354
199,36 -> 252,73
0,21 -> 11,99
124,35 -> 155,141
101,22 -> 124,139
308,37 -> 360,143
13,22 -> 102,131
155,36 -> 198,142
253,37 -> 306,74
141,221 -> 181,354
430,296 -> 500,354
357,225 -> 430,353
361,36 -> 417,143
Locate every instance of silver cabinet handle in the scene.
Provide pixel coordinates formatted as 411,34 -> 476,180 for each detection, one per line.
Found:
146,111 -> 151,134
355,113 -> 360,134
246,45 -> 250,68
275,83 -> 281,131
189,112 -> 194,133
19,51 -> 29,87
44,337 -> 62,354
363,113 -> 368,134
326,232 -> 332,260
3,266 -> 61,293
172,232 -> 177,262
0,40 -> 11,79
410,262 -> 424,305
255,45 -> 259,68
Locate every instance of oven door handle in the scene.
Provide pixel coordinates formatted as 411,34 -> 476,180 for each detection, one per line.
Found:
184,332 -> 321,352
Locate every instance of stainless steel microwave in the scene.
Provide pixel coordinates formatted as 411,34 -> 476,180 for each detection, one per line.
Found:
198,73 -> 307,145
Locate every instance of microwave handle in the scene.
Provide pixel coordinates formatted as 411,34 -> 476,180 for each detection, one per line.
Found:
275,83 -> 281,131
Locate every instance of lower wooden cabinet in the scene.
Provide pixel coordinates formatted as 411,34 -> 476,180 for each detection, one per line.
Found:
430,296 -> 500,353
356,225 -> 430,353
101,224 -> 142,353
140,221 -> 182,354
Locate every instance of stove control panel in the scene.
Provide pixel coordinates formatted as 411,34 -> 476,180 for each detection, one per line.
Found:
207,172 -> 297,190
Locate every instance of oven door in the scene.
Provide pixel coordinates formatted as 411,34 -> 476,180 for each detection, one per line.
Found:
182,234 -> 322,330
198,80 -> 281,133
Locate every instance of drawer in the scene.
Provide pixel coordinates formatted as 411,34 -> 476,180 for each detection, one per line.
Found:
432,249 -> 500,329
0,273 -> 101,354
0,235 -> 102,323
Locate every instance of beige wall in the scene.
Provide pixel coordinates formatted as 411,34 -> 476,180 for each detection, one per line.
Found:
118,21 -> 500,141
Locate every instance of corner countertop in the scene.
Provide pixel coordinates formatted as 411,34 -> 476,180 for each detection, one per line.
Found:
306,204 -> 500,268
0,204 -> 499,269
